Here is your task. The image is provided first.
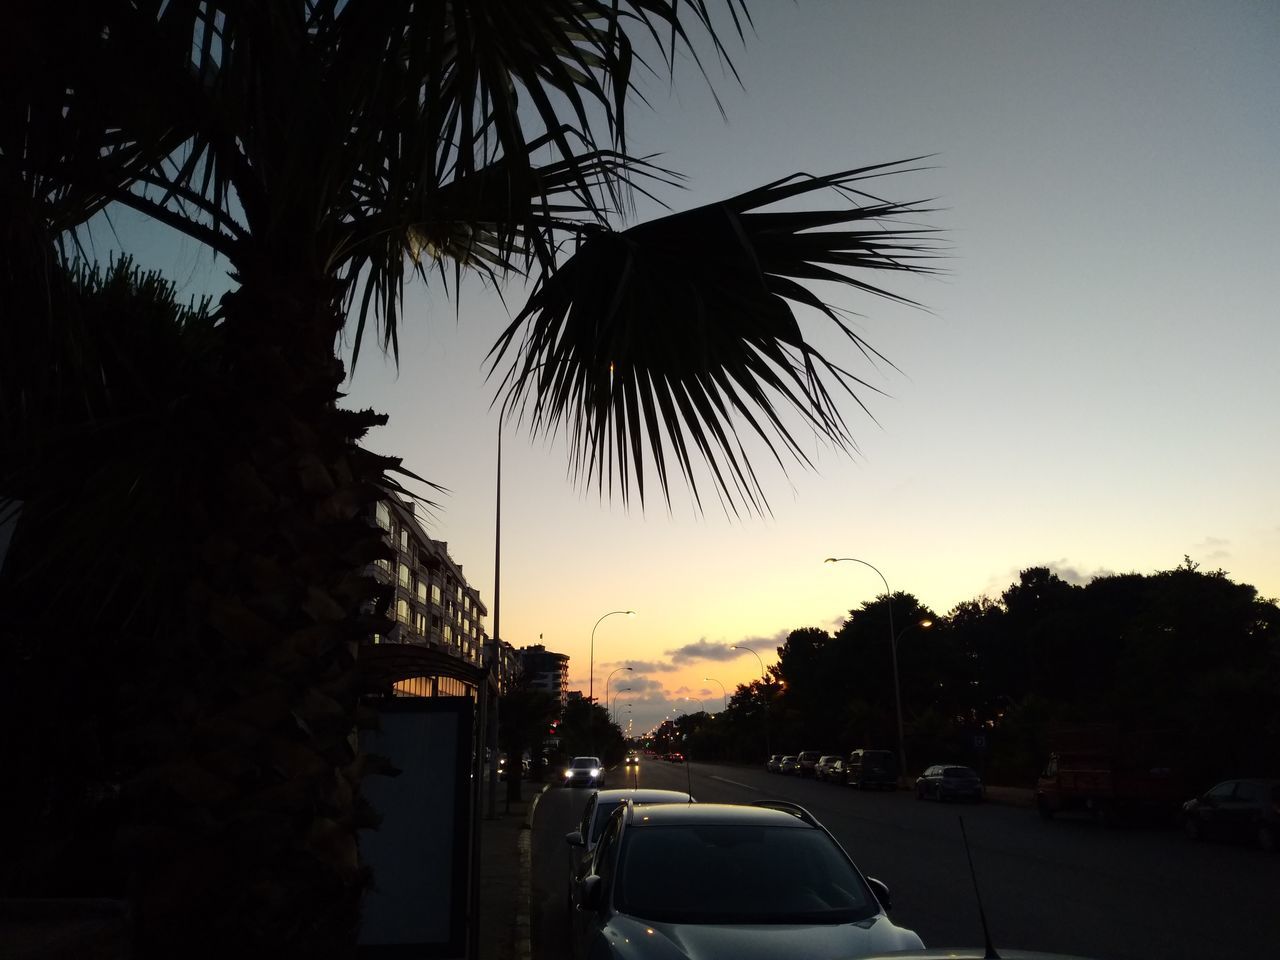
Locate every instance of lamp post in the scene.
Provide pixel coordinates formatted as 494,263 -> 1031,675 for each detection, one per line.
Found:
703,677 -> 727,713
610,687 -> 633,719
824,556 -> 907,786
605,666 -> 633,724
731,644 -> 771,759
588,610 -> 635,706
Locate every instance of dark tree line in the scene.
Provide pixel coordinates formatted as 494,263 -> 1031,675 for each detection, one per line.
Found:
660,561 -> 1279,789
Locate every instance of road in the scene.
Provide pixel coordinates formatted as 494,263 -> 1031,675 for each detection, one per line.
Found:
529,759 -> 1280,960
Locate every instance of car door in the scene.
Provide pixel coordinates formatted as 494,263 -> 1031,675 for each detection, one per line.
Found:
1199,780 -> 1237,833
571,810 -> 622,959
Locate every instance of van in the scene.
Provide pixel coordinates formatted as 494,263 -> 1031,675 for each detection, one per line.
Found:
846,748 -> 899,789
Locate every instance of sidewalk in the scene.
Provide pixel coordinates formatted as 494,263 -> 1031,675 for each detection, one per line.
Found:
476,784 -> 544,960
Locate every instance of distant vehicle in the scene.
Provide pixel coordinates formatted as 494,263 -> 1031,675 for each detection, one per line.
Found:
1182,778 -> 1280,852
765,754 -> 784,773
916,765 -> 985,802
567,800 -> 923,959
796,750 -> 823,778
564,756 -> 605,788
1035,724 -> 1182,823
565,788 -> 695,900
778,755 -> 799,774
814,755 -> 843,781
846,749 -> 899,790
664,751 -> 685,763
624,754 -> 641,768
823,757 -> 845,783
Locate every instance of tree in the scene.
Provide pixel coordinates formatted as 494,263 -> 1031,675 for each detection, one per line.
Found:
497,672 -> 557,800
3,3 -> 936,954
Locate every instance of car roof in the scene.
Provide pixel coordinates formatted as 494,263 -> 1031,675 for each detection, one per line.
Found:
625,802 -> 811,828
592,788 -> 693,805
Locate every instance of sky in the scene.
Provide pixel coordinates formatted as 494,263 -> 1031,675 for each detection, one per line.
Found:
100,1 -> 1280,736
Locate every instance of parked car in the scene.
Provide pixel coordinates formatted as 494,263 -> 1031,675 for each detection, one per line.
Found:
796,750 -> 823,778
665,751 -> 685,763
564,756 -> 606,788
814,755 -> 843,781
1182,778 -> 1280,851
765,754 -> 784,773
846,749 -> 899,789
824,757 -> 845,783
565,788 -> 695,900
778,755 -> 799,774
568,800 -> 923,960
916,765 -> 985,802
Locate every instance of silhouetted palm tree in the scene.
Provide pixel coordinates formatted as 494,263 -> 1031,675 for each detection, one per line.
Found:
2,2 -> 937,955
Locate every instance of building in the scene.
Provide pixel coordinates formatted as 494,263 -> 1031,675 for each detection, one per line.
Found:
494,640 -> 521,694
519,644 -> 570,711
369,495 -> 489,698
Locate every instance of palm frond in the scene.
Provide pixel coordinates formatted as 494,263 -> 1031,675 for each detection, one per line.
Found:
489,160 -> 943,516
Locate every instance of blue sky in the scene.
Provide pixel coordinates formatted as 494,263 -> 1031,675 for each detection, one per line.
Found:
98,1 -> 1280,734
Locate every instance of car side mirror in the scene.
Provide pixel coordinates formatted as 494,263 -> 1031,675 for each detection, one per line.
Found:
579,875 -> 604,911
866,876 -> 892,911
565,830 -> 585,847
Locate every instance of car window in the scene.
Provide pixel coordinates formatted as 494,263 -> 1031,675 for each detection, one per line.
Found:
1234,782 -> 1262,803
616,824 -> 877,925
592,812 -> 623,894
579,796 -> 596,841
591,800 -> 627,842
1207,781 -> 1236,800
944,767 -> 978,779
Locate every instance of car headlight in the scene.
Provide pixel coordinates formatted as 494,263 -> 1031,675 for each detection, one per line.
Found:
564,770 -> 573,778
589,768 -> 601,777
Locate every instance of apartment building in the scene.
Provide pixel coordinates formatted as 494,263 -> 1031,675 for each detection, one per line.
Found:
519,644 -> 570,711
370,496 -> 488,697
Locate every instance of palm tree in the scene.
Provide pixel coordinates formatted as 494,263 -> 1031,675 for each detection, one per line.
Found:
2,2 -> 938,955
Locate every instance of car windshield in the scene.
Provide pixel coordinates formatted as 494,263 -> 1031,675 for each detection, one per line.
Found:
570,758 -> 598,769
944,767 -> 979,779
616,824 -> 876,924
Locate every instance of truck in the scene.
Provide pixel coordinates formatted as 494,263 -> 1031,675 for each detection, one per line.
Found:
1035,723 -> 1184,823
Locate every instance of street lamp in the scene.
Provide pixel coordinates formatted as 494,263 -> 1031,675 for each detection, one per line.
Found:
611,687 -> 633,719
825,556 -> 907,785
703,677 -> 727,713
605,666 -> 633,723
588,610 -> 635,706
731,644 -> 771,758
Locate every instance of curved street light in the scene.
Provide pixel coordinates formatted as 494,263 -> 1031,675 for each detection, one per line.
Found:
703,677 -> 727,713
610,687 -> 633,719
731,644 -> 771,758
588,610 -> 636,706
605,665 -> 633,723
825,556 -> 906,785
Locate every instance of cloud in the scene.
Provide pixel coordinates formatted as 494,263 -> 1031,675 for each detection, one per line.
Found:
1032,559 -> 1115,587
666,632 -> 787,666
1192,537 -> 1231,562
601,659 -> 679,673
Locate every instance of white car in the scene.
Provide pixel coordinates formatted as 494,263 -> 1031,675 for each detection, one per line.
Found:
564,756 -> 605,788
569,800 -> 923,959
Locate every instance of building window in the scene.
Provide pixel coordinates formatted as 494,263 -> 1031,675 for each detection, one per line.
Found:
400,529 -> 409,551
431,583 -> 441,604
444,624 -> 453,644
398,563 -> 410,588
375,502 -> 391,530
396,599 -> 409,624
416,581 -> 427,604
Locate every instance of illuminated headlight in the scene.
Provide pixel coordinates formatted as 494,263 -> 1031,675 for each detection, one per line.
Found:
589,768 -> 601,777
564,770 -> 573,778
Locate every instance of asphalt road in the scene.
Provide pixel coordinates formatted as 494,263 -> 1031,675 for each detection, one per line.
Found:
529,759 -> 1280,960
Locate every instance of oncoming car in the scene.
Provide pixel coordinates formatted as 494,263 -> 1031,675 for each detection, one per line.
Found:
568,800 -> 923,959
624,753 -> 641,768
564,756 -> 605,788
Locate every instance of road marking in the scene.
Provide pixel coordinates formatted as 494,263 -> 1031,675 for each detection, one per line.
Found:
709,775 -> 761,792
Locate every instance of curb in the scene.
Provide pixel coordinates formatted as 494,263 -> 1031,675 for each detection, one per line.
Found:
514,785 -> 548,960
